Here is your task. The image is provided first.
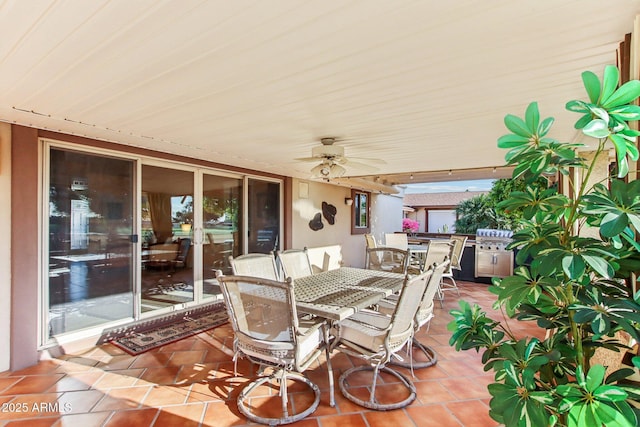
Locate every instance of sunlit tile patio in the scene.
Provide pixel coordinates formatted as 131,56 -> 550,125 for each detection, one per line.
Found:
0,281 -> 541,427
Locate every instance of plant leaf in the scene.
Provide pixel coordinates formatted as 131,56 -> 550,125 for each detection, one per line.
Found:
602,79 -> 640,108
562,255 -> 585,279
582,119 -> 610,138
609,134 -> 630,177
600,65 -> 620,106
600,212 -> 629,237
582,254 -> 614,279
538,117 -> 554,136
593,385 -> 628,402
586,365 -> 606,392
498,134 -> 530,148
525,102 -> 540,133
505,114 -> 533,138
582,70 -> 601,103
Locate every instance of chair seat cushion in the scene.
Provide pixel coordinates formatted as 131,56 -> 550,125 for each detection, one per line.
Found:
338,311 -> 391,352
236,318 -> 323,365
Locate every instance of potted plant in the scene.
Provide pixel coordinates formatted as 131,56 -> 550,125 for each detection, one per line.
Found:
402,217 -> 420,233
449,65 -> 640,426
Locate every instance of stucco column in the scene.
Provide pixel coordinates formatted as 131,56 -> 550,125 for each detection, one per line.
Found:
0,123 -> 12,372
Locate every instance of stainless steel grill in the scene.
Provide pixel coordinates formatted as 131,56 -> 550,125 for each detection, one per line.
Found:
475,229 -> 514,278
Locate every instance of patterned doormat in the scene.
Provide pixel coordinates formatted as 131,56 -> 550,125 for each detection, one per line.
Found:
103,302 -> 228,355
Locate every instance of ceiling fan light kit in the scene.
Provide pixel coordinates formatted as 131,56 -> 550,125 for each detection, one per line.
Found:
310,161 -> 346,178
296,137 -> 383,179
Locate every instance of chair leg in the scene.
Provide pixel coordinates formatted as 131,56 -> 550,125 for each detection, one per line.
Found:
441,275 -> 460,296
390,337 -> 438,369
237,370 -> 321,425
279,368 -> 289,419
322,324 -> 335,407
435,280 -> 444,308
338,365 -> 417,410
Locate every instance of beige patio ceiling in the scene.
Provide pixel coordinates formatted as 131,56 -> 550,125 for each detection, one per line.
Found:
2,1 -> 640,187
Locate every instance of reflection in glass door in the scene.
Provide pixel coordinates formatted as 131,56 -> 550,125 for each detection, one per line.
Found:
47,148 -> 134,336
201,174 -> 242,298
247,179 -> 280,253
141,165 -> 194,313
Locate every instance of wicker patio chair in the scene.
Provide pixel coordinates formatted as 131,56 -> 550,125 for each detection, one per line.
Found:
215,271 -> 334,425
364,233 -> 377,249
421,240 -> 454,306
306,244 -> 344,273
276,248 -> 313,279
384,233 -> 409,250
441,234 -> 467,295
365,247 -> 411,275
377,259 -> 449,368
332,270 -> 431,410
386,233 -> 422,268
229,253 -> 280,280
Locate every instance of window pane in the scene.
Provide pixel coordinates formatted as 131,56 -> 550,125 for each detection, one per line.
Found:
141,165 -> 194,313
248,179 -> 280,253
351,190 -> 370,234
48,149 -> 134,336
202,174 -> 242,298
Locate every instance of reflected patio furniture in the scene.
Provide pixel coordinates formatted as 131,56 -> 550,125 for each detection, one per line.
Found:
229,253 -> 280,280
332,270 -> 431,410
215,271 -> 334,425
254,226 -> 279,253
377,259 -> 449,369
144,242 -> 180,271
171,238 -> 191,271
277,248 -> 313,279
206,234 -> 234,273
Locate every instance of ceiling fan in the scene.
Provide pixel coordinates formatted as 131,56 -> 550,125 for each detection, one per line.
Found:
295,137 -> 384,179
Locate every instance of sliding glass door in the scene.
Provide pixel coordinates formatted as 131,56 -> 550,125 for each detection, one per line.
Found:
47,148 -> 135,336
140,165 -> 194,314
201,173 -> 243,298
45,145 -> 283,341
247,178 -> 281,253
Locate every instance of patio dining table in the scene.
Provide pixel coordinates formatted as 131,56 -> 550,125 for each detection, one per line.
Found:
294,267 -> 406,321
408,244 -> 429,271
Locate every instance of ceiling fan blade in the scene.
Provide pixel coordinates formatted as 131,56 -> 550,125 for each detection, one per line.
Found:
294,156 -> 324,162
338,156 -> 386,165
340,159 -> 379,172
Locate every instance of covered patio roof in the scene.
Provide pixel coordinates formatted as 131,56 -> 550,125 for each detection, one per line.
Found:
1,1 -> 640,187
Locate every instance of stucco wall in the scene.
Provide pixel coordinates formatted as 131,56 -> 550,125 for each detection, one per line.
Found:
370,192 -> 404,243
0,123 -> 11,372
290,179 -> 360,266
290,179 -> 404,268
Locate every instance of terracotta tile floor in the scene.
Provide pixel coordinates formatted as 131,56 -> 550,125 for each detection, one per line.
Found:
0,281 -> 537,427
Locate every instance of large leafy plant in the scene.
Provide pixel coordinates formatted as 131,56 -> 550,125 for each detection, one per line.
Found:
449,66 -> 640,427
454,176 -> 550,233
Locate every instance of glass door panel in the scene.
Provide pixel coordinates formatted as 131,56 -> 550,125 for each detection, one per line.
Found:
202,174 -> 242,298
141,165 -> 194,313
48,148 -> 134,336
247,179 -> 280,253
